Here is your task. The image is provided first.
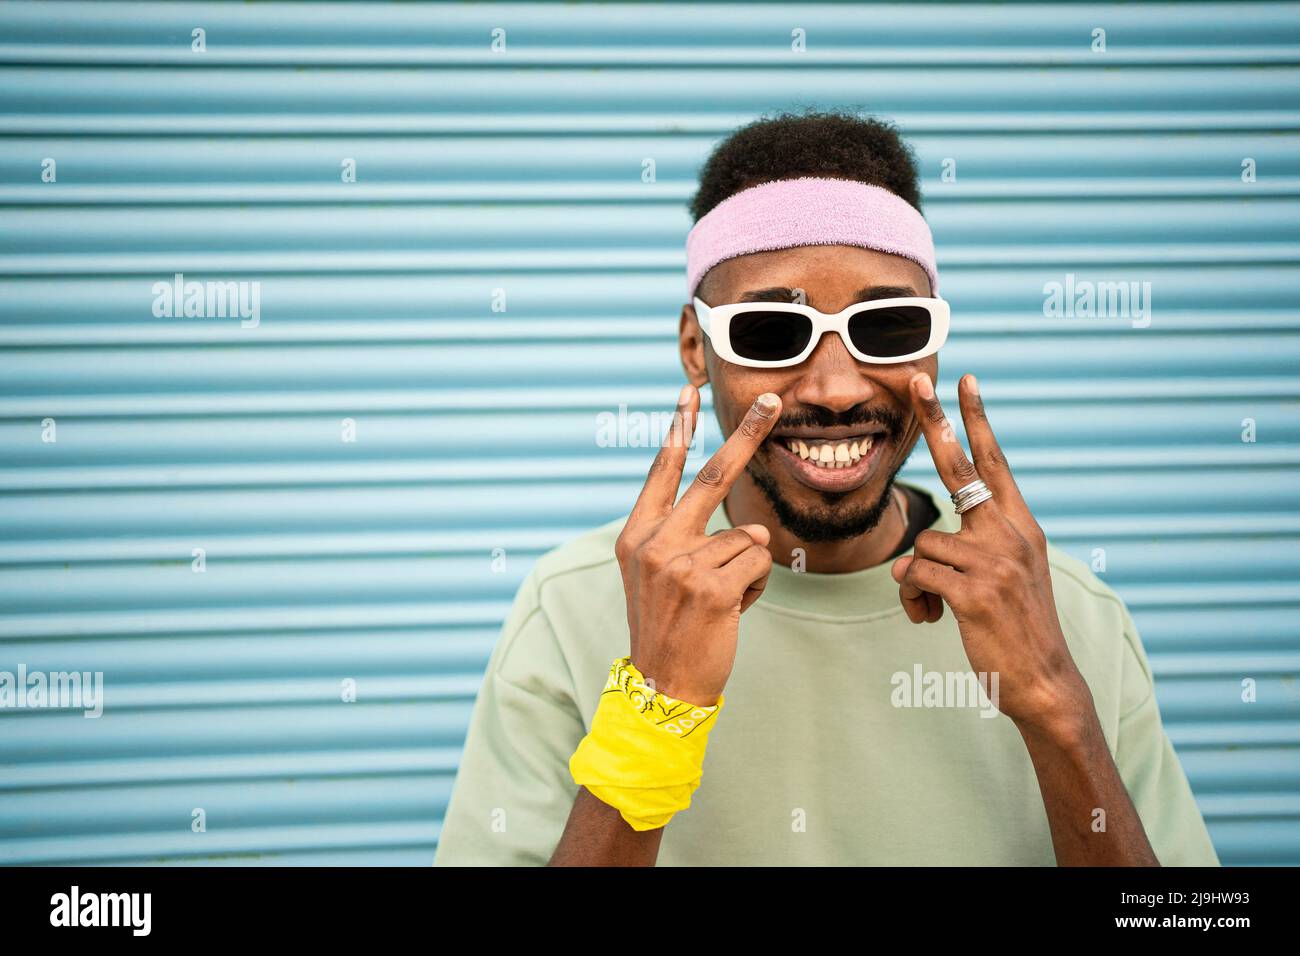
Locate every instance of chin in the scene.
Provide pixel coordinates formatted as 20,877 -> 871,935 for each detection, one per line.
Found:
749,458 -> 900,544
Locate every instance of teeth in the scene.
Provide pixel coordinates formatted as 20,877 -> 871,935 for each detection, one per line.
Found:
783,436 -> 878,468
780,439 -> 883,468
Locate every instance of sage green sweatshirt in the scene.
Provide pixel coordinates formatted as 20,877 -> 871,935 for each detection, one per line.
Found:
433,480 -> 1219,866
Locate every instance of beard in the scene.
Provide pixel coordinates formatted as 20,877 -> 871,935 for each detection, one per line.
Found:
748,455 -> 904,544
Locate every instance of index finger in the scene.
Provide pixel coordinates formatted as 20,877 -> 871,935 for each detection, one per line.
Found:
626,383 -> 701,527
670,391 -> 782,529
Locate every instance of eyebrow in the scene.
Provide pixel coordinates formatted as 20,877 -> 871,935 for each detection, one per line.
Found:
738,285 -> 921,304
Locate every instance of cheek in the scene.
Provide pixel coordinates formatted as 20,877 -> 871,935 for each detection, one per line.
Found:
876,365 -> 928,456
878,371 -> 920,413
882,355 -> 936,408
881,355 -> 935,383
711,366 -> 787,425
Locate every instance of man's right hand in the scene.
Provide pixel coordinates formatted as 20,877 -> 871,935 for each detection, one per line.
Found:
612,384 -> 781,707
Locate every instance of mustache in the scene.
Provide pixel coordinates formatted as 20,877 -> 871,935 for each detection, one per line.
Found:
770,404 -> 905,438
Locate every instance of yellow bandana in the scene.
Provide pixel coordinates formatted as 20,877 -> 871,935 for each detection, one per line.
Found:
568,656 -> 724,831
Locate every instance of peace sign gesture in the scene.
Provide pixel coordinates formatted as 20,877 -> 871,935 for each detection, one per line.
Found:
891,373 -> 1091,732
613,384 -> 781,707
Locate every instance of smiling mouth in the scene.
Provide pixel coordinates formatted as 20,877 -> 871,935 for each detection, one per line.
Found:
779,435 -> 875,468
765,432 -> 887,491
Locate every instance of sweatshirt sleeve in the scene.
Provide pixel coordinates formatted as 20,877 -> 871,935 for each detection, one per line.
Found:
432,569 -> 587,867
1112,604 -> 1221,866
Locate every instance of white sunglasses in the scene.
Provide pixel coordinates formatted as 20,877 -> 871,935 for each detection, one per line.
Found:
692,294 -> 950,368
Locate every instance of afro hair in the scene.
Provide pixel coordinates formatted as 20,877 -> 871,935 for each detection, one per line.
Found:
688,107 -> 923,224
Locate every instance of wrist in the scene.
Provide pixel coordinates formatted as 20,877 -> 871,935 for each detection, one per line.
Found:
1013,669 -> 1096,749
628,654 -> 720,707
651,679 -> 720,709
569,655 -> 722,833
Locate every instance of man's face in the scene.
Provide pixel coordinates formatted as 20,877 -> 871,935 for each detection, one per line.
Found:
679,244 -> 937,543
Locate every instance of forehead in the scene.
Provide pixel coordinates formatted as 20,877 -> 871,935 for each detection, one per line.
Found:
701,244 -> 932,307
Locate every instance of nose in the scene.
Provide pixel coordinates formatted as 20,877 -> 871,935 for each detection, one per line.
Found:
790,329 -> 879,412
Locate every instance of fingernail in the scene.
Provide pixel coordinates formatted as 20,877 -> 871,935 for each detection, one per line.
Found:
966,374 -> 979,395
755,392 -> 779,414
913,374 -> 934,400
678,383 -> 693,406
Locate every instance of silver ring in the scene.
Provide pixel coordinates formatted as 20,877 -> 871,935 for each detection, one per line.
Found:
951,479 -> 993,515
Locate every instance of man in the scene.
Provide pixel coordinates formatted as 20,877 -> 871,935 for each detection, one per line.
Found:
433,110 -> 1219,866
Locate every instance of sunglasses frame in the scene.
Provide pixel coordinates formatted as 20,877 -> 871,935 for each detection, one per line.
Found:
692,294 -> 950,368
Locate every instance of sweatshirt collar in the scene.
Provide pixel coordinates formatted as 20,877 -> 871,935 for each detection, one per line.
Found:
704,479 -> 959,620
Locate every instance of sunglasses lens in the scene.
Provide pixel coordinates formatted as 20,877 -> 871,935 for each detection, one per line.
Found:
847,305 -> 933,358
728,311 -> 813,362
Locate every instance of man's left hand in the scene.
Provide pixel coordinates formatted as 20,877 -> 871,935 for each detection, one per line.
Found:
891,372 -> 1093,737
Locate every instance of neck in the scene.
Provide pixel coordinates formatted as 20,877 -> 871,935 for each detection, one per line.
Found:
724,476 -> 910,574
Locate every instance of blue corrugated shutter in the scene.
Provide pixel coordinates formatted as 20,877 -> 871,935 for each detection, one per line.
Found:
1,1 -> 1297,865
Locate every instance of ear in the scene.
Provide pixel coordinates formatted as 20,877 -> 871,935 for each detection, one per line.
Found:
678,302 -> 710,388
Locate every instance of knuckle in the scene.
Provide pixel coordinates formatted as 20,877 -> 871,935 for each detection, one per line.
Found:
664,552 -> 695,580
993,555 -> 1021,584
646,448 -> 670,476
738,415 -> 765,441
914,529 -> 939,553
982,447 -> 1010,471
951,456 -> 980,482
640,540 -> 670,572
903,559 -> 926,585
616,526 -> 647,564
694,461 -> 726,487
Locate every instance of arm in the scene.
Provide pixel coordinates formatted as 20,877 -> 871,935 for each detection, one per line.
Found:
1009,601 -> 1219,866
1014,683 -> 1160,866
549,788 -> 666,866
1107,606 -> 1220,865
550,385 -> 780,866
891,372 -> 1166,865
432,593 -> 589,867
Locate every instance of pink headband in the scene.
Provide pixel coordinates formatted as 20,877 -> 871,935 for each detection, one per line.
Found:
685,176 -> 939,299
